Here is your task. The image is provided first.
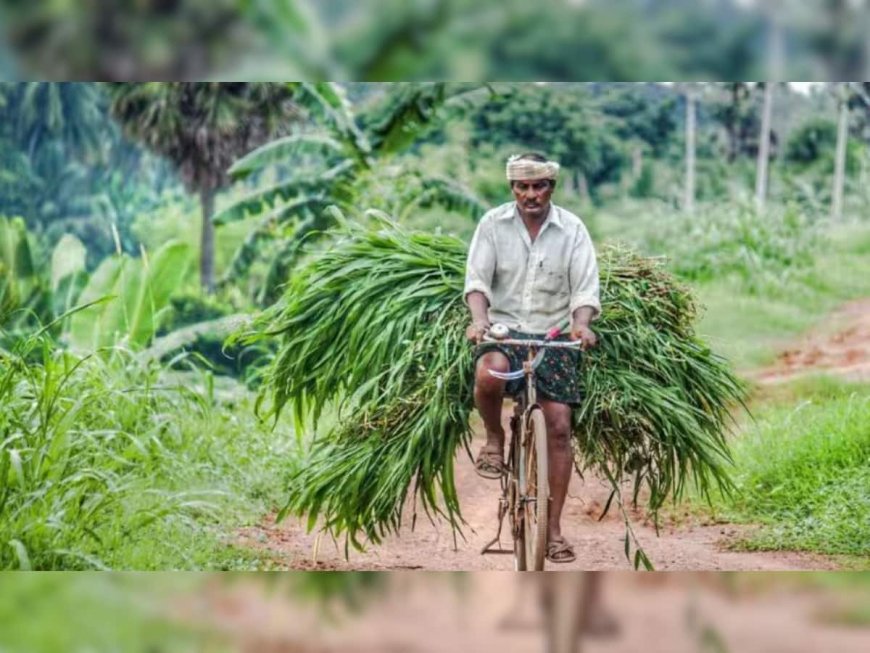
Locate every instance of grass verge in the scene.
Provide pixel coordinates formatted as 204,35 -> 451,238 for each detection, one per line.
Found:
698,377 -> 870,563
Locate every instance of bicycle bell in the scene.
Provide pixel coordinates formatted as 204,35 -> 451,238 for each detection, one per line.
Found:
490,323 -> 510,340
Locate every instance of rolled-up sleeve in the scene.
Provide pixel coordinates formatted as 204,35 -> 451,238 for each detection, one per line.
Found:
464,218 -> 496,305
568,225 -> 601,320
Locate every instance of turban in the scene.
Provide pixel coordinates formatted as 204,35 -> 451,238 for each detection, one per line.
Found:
505,155 -> 560,181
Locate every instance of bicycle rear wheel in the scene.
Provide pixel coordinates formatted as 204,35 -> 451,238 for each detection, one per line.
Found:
523,407 -> 549,571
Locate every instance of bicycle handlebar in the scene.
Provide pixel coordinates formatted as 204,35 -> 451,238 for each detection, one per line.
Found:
481,336 -> 583,349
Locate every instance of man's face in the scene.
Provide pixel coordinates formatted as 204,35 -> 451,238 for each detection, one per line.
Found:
511,179 -> 554,220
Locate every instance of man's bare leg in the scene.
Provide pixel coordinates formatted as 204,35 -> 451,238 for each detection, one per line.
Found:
474,352 -> 510,456
540,399 -> 574,549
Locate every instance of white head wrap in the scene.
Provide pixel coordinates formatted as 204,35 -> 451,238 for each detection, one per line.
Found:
505,154 -> 560,181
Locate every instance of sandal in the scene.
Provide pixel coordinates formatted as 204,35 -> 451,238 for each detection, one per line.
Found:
475,445 -> 505,480
546,536 -> 576,563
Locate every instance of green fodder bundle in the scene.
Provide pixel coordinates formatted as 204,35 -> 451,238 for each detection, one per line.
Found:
251,220 -> 745,550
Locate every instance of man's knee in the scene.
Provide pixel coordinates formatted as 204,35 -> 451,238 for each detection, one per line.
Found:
543,403 -> 573,445
475,352 -> 510,394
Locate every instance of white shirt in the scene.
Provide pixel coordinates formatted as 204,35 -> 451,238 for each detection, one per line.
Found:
463,202 -> 600,333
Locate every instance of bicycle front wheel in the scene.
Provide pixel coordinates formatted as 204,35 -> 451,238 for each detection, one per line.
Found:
511,428 -> 528,572
523,407 -> 550,571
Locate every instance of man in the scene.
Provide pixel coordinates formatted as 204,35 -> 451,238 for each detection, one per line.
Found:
464,152 -> 600,564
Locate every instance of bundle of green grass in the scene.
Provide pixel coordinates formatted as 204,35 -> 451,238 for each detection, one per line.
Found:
248,218 -> 745,552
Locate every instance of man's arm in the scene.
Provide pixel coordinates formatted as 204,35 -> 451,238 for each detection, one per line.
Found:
571,306 -> 597,349
568,225 -> 601,349
464,218 -> 496,343
466,291 -> 491,343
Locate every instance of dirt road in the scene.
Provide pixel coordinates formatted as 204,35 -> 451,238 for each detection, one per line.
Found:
237,299 -> 870,570
754,298 -> 870,384
238,435 -> 835,570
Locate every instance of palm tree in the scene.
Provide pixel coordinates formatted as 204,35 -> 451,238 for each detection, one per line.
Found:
755,81 -> 775,212
830,82 -> 850,222
2,82 -> 104,157
214,82 -> 496,304
0,82 -> 107,231
680,84 -> 699,214
108,83 -> 299,292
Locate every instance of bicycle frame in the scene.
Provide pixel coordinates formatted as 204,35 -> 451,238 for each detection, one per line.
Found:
479,331 -> 583,569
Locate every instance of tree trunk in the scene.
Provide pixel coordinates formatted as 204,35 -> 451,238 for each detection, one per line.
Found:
831,86 -> 849,222
727,83 -> 740,163
632,144 -> 643,182
200,187 -> 216,294
684,90 -> 696,213
755,82 -> 774,212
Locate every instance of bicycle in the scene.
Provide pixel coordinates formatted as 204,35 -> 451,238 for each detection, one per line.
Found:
479,323 -> 584,571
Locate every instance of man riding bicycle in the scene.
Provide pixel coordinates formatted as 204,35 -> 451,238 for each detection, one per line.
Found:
464,152 -> 600,564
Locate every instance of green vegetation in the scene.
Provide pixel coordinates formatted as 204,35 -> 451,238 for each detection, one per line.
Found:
695,221 -> 870,368
0,335 -> 293,570
108,82 -> 299,292
215,82 -> 492,304
701,377 -> 870,560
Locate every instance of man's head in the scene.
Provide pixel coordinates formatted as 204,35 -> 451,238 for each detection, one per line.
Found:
506,153 -> 559,221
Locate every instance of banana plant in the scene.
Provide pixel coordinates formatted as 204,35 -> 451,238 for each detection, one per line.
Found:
66,240 -> 192,353
0,216 -> 50,331
213,82 -> 499,302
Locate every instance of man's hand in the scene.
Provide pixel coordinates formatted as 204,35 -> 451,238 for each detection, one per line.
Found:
570,323 -> 597,350
466,320 -> 491,344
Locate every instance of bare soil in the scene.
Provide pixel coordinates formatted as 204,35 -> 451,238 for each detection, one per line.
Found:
753,298 -> 870,384
237,299 -> 870,571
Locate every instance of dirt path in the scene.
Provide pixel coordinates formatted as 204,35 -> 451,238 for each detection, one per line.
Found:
753,298 -> 870,384
237,299 -> 870,571
237,431 -> 835,571
182,575 -> 870,653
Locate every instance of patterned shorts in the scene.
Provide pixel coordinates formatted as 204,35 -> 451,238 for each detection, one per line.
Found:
473,329 -> 583,406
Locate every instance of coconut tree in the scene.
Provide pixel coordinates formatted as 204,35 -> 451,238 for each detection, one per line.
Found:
0,82 -> 107,231
107,83 -> 299,293
709,82 -> 754,163
830,82 -> 851,222
755,81 -> 776,211
678,84 -> 701,214
2,82 -> 104,157
214,82 -> 496,304
755,0 -> 785,212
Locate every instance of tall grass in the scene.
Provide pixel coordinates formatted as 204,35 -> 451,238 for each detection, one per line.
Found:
0,334 -> 293,570
705,378 -> 870,559
596,200 -> 821,294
